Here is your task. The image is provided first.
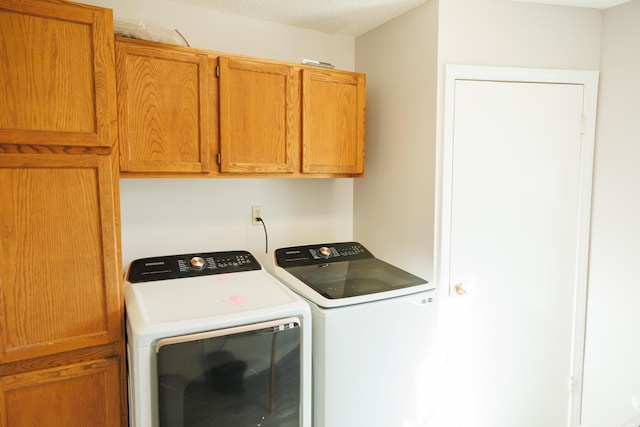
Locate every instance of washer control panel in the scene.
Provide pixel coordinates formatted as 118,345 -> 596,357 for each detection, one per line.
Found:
127,250 -> 261,283
275,241 -> 373,268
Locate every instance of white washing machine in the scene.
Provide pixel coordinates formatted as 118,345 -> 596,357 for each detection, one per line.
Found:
273,241 -> 438,427
124,250 -> 312,427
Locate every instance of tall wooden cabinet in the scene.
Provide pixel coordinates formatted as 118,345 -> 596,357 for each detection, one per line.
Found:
0,1 -> 125,426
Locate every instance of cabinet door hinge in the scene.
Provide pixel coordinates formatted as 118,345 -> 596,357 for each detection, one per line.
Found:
215,65 -> 220,78
216,153 -> 221,164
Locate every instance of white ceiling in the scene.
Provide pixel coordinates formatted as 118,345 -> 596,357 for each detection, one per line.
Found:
171,0 -> 631,36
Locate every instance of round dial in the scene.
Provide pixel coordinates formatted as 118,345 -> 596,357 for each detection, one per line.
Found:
190,256 -> 205,270
318,246 -> 332,258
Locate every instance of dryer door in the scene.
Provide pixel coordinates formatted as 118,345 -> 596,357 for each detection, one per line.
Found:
156,318 -> 302,427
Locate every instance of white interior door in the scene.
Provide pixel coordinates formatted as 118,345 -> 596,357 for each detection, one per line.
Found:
435,66 -> 598,427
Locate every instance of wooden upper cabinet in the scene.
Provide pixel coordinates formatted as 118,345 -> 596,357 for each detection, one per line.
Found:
114,38 -> 365,177
302,68 -> 366,175
0,0 -> 116,148
218,57 -> 298,174
0,153 -> 122,363
116,38 -> 216,173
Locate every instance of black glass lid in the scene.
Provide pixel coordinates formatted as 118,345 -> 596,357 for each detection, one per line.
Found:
275,242 -> 427,299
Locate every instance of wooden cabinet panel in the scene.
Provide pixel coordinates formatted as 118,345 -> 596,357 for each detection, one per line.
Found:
0,358 -> 121,427
116,40 -> 365,178
302,69 -> 365,175
0,1 -> 125,423
219,57 -> 298,173
116,39 -> 216,173
0,154 -> 122,363
0,0 -> 116,148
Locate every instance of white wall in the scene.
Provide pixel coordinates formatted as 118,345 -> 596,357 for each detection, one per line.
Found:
118,178 -> 354,270
581,1 -> 640,426
354,1 -> 439,281
79,0 -> 358,271
436,0 -> 601,70
81,0 -> 354,68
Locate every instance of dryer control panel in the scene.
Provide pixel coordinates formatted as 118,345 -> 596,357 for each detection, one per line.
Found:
127,250 -> 261,283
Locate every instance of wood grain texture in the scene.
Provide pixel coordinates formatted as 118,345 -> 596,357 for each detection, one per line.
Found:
116,38 -> 365,178
302,68 -> 366,175
0,0 -> 116,148
0,154 -> 122,363
116,39 -> 215,173
0,1 -> 125,423
0,358 -> 121,427
219,56 -> 297,173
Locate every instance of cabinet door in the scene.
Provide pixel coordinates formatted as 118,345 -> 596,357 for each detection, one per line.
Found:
0,154 -> 122,363
0,358 -> 121,427
0,0 -> 116,148
219,57 -> 298,173
117,40 -> 216,173
302,69 -> 365,175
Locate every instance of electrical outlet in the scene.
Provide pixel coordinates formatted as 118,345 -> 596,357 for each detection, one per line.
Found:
252,206 -> 263,225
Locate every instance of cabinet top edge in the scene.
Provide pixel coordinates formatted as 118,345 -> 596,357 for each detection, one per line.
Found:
114,36 -> 365,76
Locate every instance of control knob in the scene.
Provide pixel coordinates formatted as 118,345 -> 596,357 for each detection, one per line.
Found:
190,256 -> 205,270
318,246 -> 332,259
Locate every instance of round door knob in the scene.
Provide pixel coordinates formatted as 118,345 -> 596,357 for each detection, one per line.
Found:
190,256 -> 205,270
454,282 -> 470,295
318,247 -> 332,258
453,282 -> 477,295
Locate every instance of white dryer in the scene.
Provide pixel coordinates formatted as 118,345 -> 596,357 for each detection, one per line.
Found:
124,250 -> 311,427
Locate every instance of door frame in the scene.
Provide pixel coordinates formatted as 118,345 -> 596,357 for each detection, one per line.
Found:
434,64 -> 599,427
